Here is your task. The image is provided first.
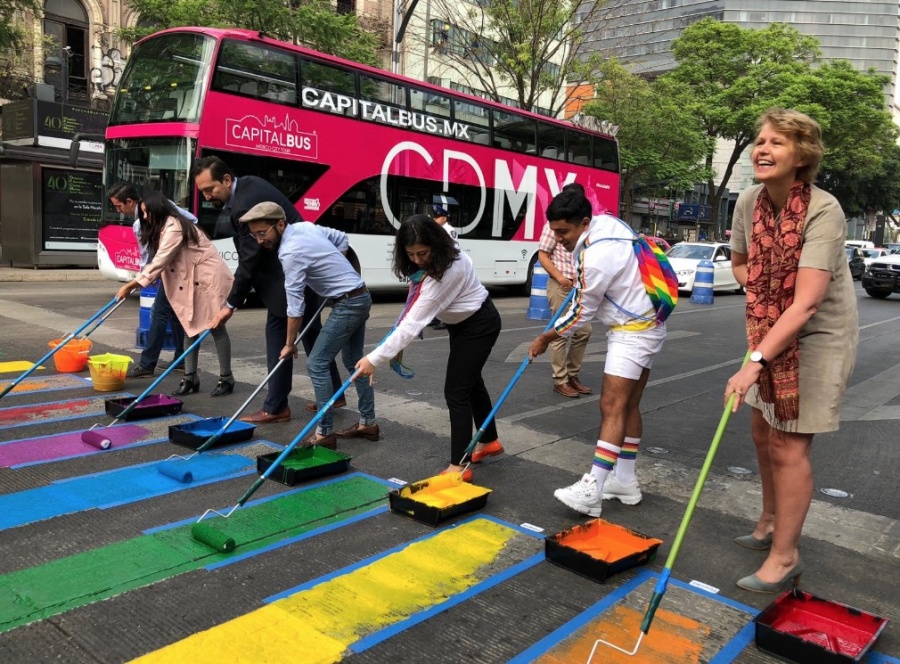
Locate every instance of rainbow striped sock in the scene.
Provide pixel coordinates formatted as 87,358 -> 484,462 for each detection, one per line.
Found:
616,437 -> 640,483
590,440 -> 621,485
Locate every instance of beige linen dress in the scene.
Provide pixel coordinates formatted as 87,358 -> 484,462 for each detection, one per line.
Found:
731,184 -> 858,433
135,218 -> 234,337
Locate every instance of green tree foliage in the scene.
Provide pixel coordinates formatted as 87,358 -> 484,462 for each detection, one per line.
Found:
120,0 -> 380,66
1,0 -> 41,53
585,59 -> 711,222
665,19 -> 820,226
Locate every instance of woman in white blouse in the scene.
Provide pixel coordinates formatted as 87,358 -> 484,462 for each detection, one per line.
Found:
355,215 -> 503,481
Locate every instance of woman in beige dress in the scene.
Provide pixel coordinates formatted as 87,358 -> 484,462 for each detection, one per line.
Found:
726,108 -> 857,592
115,191 -> 235,397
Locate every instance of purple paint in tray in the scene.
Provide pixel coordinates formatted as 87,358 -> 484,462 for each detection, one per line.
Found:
104,395 -> 183,420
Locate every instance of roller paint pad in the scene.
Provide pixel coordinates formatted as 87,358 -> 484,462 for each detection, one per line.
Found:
81,429 -> 112,449
157,461 -> 194,483
191,522 -> 236,553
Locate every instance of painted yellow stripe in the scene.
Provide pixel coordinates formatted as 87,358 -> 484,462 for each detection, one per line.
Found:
0,361 -> 42,374
132,519 -> 518,664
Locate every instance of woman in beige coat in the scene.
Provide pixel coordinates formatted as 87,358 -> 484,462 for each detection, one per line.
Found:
116,191 -> 235,397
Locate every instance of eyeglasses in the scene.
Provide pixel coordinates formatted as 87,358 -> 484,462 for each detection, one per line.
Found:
250,224 -> 277,241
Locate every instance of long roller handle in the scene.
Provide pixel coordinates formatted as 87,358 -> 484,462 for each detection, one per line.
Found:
0,296 -> 119,400
112,329 -> 212,423
76,295 -> 133,340
194,298 -> 329,454
236,368 -> 363,507
639,350 -> 750,635
458,288 -> 577,465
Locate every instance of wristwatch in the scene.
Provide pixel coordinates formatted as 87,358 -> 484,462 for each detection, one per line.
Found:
750,350 -> 768,368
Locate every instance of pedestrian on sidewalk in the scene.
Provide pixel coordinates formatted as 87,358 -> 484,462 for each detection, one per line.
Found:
529,183 -> 669,518
238,202 -> 378,449
725,108 -> 857,593
537,212 -> 593,398
354,214 -> 502,480
194,156 -> 343,424
107,181 -> 195,379
114,192 -> 234,397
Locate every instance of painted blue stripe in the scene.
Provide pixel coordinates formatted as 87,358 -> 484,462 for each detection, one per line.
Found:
507,569 -> 655,663
0,392 -> 134,430
476,514 -> 547,539
351,552 -> 545,654
669,577 -> 759,614
204,505 -> 390,571
0,453 -> 259,530
143,472 -> 395,534
709,621 -> 756,664
869,653 -> 900,663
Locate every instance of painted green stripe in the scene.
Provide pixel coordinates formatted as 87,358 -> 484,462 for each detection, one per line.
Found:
0,475 -> 387,633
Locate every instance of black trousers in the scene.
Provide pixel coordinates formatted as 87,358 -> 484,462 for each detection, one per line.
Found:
444,298 -> 502,463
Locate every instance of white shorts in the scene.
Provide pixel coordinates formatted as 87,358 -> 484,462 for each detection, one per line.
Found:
604,325 -> 667,380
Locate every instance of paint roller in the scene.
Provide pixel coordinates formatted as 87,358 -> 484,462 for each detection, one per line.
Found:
80,329 -> 212,449
586,351 -> 751,662
0,294 -> 132,401
190,367 -> 364,552
157,298 -> 330,480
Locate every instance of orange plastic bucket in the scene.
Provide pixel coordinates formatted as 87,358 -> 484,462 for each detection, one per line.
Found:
48,338 -> 93,373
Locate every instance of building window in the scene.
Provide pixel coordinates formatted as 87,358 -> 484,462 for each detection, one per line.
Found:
336,0 -> 354,15
43,0 -> 90,101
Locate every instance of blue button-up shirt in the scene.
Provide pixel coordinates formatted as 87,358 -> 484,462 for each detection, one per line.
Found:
279,222 -> 362,318
132,201 -> 198,267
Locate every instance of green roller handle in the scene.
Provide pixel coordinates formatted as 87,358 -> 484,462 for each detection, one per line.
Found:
639,349 -> 750,636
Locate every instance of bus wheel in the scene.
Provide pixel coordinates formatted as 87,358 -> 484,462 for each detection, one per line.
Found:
519,254 -> 538,296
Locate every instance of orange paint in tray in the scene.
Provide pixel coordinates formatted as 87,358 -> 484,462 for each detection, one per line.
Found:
545,519 -> 663,582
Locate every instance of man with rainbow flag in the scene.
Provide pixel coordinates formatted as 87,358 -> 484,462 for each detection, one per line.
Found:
529,183 -> 678,518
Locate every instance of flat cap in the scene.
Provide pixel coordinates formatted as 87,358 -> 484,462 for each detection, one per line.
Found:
239,201 -> 286,223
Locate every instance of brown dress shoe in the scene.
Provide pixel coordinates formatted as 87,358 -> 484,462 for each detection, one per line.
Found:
336,423 -> 380,441
305,397 -> 347,413
238,407 -> 291,424
569,377 -> 593,395
304,433 -> 337,449
553,382 -> 580,398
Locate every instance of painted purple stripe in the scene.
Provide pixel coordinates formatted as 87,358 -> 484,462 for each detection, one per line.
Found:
0,424 -> 149,466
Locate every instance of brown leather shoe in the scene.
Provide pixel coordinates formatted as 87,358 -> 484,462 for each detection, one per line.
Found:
336,423 -> 380,441
238,407 -> 291,424
304,433 -> 337,449
305,397 -> 347,413
569,377 -> 593,395
553,382 -> 580,398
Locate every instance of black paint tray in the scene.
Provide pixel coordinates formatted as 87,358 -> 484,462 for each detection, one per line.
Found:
169,417 -> 256,450
754,589 -> 888,664
104,394 -> 183,420
388,473 -> 491,527
545,518 -> 663,583
256,446 -> 352,486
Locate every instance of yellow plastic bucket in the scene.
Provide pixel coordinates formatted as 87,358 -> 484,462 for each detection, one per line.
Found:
87,353 -> 132,392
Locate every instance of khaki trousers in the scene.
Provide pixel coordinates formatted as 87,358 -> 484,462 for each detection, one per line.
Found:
547,277 -> 592,384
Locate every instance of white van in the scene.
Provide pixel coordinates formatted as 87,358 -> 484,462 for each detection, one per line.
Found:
846,240 -> 875,249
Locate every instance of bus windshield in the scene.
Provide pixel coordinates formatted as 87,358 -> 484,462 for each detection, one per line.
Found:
109,33 -> 215,125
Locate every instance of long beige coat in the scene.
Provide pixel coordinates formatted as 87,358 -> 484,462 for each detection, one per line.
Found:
136,217 -> 234,337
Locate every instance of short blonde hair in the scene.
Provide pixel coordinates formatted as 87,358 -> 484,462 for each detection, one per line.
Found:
755,108 -> 824,184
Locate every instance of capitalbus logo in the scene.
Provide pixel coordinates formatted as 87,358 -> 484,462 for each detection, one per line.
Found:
226,114 -> 318,159
113,249 -> 141,271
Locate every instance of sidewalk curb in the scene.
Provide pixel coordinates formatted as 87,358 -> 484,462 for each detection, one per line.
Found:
0,268 -> 106,282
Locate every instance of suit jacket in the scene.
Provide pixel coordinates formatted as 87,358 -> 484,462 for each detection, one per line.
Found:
226,176 -> 304,314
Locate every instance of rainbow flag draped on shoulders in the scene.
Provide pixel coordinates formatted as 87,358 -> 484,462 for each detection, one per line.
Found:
632,235 -> 678,325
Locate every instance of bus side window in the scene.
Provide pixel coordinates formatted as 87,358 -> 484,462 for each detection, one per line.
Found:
301,58 -> 357,116
212,39 -> 297,106
593,136 -> 620,172
493,109 -> 536,155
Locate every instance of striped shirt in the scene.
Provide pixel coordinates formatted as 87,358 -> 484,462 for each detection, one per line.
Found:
553,215 -> 655,336
538,223 -> 577,282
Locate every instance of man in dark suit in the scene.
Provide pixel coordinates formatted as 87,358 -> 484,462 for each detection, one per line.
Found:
193,155 -> 342,423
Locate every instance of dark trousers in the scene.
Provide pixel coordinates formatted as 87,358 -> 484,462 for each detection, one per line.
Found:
263,289 -> 341,414
445,298 -> 502,463
139,284 -> 184,369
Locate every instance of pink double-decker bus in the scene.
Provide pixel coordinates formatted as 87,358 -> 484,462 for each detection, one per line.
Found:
98,27 -> 621,290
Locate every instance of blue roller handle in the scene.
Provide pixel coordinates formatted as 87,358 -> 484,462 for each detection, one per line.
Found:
0,296 -> 118,400
458,288 -> 577,464
110,329 -> 212,423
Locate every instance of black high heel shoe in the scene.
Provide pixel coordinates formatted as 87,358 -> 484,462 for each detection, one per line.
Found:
210,373 -> 235,397
172,373 -> 200,396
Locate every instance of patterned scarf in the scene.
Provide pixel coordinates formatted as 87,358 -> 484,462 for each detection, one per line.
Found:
746,180 -> 810,424
389,269 -> 427,379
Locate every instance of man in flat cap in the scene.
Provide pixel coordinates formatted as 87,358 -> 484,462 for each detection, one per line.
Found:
239,202 -> 379,448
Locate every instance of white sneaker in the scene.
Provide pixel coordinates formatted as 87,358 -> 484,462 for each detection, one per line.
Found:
554,474 -> 603,517
602,474 -> 643,505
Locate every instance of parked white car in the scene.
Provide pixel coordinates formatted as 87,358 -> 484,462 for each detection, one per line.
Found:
860,248 -> 891,268
665,242 -> 743,293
